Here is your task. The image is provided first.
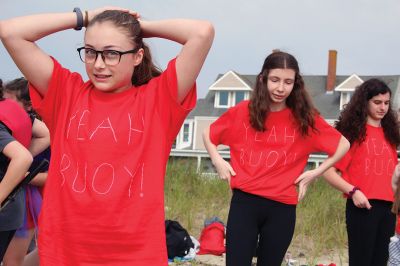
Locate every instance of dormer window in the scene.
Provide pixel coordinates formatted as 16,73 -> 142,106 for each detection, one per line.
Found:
218,91 -> 229,107
235,91 -> 245,105
215,91 -> 249,108
340,91 -> 353,110
334,74 -> 363,110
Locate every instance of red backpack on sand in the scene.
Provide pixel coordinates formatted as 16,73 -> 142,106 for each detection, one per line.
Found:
197,222 -> 225,255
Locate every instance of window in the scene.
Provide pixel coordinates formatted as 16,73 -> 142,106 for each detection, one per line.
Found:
215,90 -> 250,108
340,92 -> 354,110
235,91 -> 245,105
219,91 -> 229,106
172,138 -> 176,149
177,121 -> 192,149
183,124 -> 190,142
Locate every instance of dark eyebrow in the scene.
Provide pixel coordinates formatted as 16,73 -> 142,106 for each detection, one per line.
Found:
83,44 -> 122,50
103,45 -> 121,50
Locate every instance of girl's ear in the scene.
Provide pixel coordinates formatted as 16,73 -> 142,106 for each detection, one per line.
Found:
133,48 -> 144,66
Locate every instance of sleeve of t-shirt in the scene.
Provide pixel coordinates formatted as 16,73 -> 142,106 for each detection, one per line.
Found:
334,145 -> 354,173
29,58 -> 84,134
311,115 -> 342,156
0,122 -> 15,153
209,107 -> 234,146
156,58 -> 197,143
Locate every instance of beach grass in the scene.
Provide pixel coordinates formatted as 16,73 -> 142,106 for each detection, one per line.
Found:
164,158 -> 348,264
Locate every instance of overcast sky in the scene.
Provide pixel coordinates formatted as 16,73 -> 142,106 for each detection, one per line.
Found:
1,0 -> 400,98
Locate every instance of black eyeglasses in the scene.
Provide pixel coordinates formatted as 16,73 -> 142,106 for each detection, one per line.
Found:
77,47 -> 140,66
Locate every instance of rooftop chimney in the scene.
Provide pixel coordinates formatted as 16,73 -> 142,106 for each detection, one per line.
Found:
326,50 -> 337,93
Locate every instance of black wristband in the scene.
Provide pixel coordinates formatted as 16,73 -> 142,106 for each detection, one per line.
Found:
73,7 -> 83,31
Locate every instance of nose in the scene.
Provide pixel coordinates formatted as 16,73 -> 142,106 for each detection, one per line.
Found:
94,52 -> 106,68
379,103 -> 387,110
277,81 -> 285,92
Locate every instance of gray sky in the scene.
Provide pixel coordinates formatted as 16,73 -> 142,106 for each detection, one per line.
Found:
1,0 -> 400,98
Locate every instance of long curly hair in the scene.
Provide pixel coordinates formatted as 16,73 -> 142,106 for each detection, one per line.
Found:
335,78 -> 400,146
248,51 -> 317,136
88,10 -> 162,86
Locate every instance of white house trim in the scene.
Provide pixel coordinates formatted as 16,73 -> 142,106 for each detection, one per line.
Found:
209,70 -> 253,91
334,74 -> 364,92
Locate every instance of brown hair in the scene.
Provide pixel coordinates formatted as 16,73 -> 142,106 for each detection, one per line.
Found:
248,51 -> 317,136
88,10 -> 162,86
335,78 -> 400,146
4,77 -> 31,109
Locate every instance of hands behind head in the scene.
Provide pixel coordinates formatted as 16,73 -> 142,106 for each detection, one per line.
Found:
87,6 -> 141,24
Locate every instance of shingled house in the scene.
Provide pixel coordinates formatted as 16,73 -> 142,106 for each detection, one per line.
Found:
171,50 -> 400,173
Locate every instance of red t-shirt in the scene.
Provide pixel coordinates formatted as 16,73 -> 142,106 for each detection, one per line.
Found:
335,124 -> 397,202
396,216 -> 400,234
209,101 -> 341,204
29,58 -> 196,266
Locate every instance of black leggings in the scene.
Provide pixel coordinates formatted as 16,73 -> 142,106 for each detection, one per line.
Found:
226,189 -> 296,266
346,199 -> 396,266
0,229 -> 16,261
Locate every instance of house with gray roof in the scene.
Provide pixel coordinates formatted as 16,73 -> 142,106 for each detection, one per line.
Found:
170,50 -> 400,173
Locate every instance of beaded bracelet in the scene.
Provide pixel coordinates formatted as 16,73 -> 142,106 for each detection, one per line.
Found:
348,186 -> 360,198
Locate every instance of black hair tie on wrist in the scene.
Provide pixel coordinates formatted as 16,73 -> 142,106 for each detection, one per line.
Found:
73,7 -> 83,31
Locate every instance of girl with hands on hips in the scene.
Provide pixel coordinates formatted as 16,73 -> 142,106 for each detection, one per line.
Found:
203,51 -> 349,266
0,5 -> 214,266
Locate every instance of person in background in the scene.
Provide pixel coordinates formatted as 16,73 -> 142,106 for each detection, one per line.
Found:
389,163 -> 400,266
0,6 -> 214,265
323,78 -> 400,266
0,77 -> 48,262
202,51 -> 350,266
2,77 -> 50,266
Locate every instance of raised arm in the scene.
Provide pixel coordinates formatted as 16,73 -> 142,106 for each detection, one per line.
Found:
140,19 -> 214,103
0,12 -> 77,96
0,6 -> 133,97
0,141 -> 33,205
295,135 -> 350,200
202,126 -> 235,182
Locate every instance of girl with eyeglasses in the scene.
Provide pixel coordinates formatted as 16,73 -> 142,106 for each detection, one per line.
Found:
0,6 -> 214,265
202,51 -> 350,266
